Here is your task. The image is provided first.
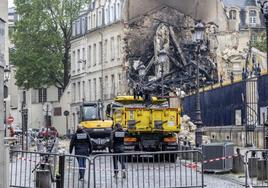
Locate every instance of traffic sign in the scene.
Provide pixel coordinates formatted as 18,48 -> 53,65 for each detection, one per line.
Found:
64,110 -> 70,116
7,116 -> 14,124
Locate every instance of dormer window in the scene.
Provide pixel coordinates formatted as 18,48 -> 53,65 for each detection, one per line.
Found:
249,10 -> 257,25
229,10 -> 237,20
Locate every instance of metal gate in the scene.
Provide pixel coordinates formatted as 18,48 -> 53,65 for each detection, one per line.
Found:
245,149 -> 268,188
92,150 -> 204,188
245,77 -> 259,147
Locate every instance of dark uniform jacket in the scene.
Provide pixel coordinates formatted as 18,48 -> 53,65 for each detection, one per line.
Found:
111,127 -> 125,153
69,129 -> 92,156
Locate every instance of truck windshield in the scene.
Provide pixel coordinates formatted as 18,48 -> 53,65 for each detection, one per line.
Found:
83,106 -> 99,120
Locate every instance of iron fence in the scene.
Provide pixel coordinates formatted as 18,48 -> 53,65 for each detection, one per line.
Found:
92,150 -> 204,188
9,150 -> 91,188
10,150 -> 204,188
245,149 -> 268,188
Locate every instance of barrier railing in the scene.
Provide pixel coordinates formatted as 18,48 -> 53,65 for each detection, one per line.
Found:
10,150 -> 204,188
92,150 -> 204,188
9,150 -> 91,188
245,149 -> 268,188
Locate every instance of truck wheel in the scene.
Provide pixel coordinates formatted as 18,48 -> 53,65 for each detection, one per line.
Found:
165,153 -> 177,163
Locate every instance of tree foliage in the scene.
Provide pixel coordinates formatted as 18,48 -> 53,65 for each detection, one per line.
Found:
11,0 -> 89,89
252,32 -> 267,53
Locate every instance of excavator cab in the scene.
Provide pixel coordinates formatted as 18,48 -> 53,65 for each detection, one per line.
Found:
79,101 -> 113,151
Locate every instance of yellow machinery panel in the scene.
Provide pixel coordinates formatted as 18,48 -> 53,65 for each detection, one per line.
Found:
152,109 -> 180,132
112,107 -> 180,133
125,108 -> 151,132
80,120 -> 113,129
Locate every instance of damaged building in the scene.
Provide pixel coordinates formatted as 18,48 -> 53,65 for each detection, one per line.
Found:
69,0 -> 266,130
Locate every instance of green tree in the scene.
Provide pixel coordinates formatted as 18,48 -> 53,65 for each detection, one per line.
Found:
11,0 -> 89,90
252,32 -> 267,53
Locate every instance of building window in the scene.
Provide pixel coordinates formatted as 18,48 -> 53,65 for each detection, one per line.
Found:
72,51 -> 76,72
110,37 -> 115,60
93,13 -> 96,28
72,22 -> 76,36
93,44 -> 96,66
104,39 -> 108,62
82,17 -> 86,34
98,10 -> 102,26
38,88 -> 47,103
76,19 -> 81,35
99,41 -> 102,64
77,49 -> 80,71
88,79 -> 91,101
58,88 -> 63,101
111,74 -> 115,98
116,2 -> 121,20
105,76 -> 108,99
88,45 -> 91,67
229,10 -> 237,20
82,47 -> 85,70
78,82 -> 81,101
54,107 -> 62,116
105,8 -> 109,24
99,77 -> 102,99
117,73 -> 121,94
88,15 -> 91,30
117,35 -> 121,59
93,78 -> 97,101
82,81 -> 85,100
251,34 -> 257,43
249,10 -> 257,25
110,5 -> 114,23
72,83 -> 76,102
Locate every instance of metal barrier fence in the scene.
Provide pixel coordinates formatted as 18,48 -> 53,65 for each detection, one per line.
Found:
92,150 -> 204,188
10,150 -> 203,188
245,149 -> 268,188
9,150 -> 91,188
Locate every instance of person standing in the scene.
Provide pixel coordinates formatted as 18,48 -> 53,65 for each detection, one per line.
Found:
111,123 -> 126,178
69,124 -> 92,181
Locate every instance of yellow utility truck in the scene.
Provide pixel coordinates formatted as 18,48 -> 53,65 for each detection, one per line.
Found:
79,101 -> 113,151
106,96 -> 181,161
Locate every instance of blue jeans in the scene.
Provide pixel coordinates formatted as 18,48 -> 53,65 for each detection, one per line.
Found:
77,157 -> 86,178
113,155 -> 126,174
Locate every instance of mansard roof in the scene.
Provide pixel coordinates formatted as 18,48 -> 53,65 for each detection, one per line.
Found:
223,0 -> 257,8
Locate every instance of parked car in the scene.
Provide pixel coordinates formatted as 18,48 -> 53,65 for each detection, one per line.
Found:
38,127 -> 59,138
14,127 -> 22,136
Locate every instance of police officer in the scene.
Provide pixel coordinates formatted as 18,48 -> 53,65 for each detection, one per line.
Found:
111,123 -> 126,178
69,124 -> 92,181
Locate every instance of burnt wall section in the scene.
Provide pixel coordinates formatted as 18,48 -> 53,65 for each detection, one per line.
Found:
125,6 -> 193,62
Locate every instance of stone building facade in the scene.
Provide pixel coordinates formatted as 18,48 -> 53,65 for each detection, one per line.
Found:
217,0 -> 266,81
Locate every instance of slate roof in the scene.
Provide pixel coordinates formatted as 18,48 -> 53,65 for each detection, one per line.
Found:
223,0 -> 257,8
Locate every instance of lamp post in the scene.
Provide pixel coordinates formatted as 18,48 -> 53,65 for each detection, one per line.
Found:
158,49 -> 168,98
192,20 -> 205,147
258,0 -> 268,72
3,65 -> 10,137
